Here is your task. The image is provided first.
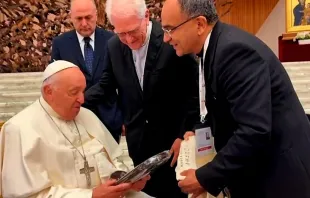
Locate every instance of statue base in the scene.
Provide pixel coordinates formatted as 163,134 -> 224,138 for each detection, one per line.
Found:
282,32 -> 297,40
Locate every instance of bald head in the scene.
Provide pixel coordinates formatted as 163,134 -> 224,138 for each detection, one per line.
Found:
42,67 -> 86,121
70,0 -> 96,10
70,0 -> 97,37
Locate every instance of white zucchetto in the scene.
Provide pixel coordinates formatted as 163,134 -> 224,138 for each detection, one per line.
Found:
43,60 -> 78,82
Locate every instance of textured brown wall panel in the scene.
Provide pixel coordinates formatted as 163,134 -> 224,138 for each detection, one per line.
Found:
0,0 -> 277,72
217,0 -> 279,34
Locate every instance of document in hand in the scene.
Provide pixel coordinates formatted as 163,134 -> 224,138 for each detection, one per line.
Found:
176,136 -> 225,198
115,150 -> 171,185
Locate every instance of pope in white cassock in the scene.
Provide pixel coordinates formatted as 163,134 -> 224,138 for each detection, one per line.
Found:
0,60 -> 152,198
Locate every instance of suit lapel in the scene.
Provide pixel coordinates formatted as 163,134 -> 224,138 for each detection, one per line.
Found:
203,22 -> 223,131
122,44 -> 144,100
92,28 -> 108,77
142,20 -> 163,92
69,32 -> 89,76
204,21 -> 222,83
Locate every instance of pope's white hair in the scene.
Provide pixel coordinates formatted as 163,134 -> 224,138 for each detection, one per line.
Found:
105,0 -> 147,25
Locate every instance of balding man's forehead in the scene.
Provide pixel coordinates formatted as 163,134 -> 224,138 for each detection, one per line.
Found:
161,0 -> 183,26
70,0 -> 97,10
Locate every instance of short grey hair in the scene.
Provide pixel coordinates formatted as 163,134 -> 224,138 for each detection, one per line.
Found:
106,0 -> 147,25
178,0 -> 218,24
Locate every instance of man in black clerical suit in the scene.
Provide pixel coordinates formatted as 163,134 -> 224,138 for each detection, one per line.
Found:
50,0 -> 123,142
84,0 -> 199,197
161,0 -> 310,198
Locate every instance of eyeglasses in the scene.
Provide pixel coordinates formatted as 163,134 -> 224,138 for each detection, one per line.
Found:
114,20 -> 144,38
162,15 -> 202,38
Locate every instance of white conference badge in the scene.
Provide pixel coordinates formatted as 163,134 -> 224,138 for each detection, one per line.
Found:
195,127 -> 215,157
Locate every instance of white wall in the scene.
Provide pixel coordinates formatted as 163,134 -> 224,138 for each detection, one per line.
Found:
256,0 -> 285,57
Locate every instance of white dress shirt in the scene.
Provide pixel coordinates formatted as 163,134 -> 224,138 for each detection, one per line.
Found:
76,31 -> 95,59
132,22 -> 153,89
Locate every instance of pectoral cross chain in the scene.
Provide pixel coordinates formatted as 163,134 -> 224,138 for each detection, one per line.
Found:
80,160 -> 95,188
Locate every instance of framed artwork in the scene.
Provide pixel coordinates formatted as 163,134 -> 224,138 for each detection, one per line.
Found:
286,0 -> 310,32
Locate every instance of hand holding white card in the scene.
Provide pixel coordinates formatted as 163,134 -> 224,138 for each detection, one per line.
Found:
176,136 -> 197,181
176,133 -> 226,198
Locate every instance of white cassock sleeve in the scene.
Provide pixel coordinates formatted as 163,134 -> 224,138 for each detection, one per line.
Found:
0,123 -> 92,198
112,152 -> 131,172
84,111 -> 132,173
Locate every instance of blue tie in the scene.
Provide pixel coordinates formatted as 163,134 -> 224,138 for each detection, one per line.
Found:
84,37 -> 94,74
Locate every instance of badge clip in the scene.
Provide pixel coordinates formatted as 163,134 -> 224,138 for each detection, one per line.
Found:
200,115 -> 205,124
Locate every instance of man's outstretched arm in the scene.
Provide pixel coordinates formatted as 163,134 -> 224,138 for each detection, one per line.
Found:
84,48 -> 117,109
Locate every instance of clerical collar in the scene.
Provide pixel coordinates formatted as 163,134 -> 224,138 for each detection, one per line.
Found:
76,31 -> 95,45
39,96 -> 62,119
133,21 -> 153,52
197,30 -> 213,60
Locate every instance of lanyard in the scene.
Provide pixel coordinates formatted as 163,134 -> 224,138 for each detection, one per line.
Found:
199,57 -> 208,123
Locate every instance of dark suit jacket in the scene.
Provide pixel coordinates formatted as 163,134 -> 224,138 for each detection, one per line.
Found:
196,21 -> 310,198
50,28 -> 123,134
84,21 -> 199,163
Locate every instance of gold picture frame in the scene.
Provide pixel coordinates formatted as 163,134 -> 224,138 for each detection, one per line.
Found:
286,0 -> 310,32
